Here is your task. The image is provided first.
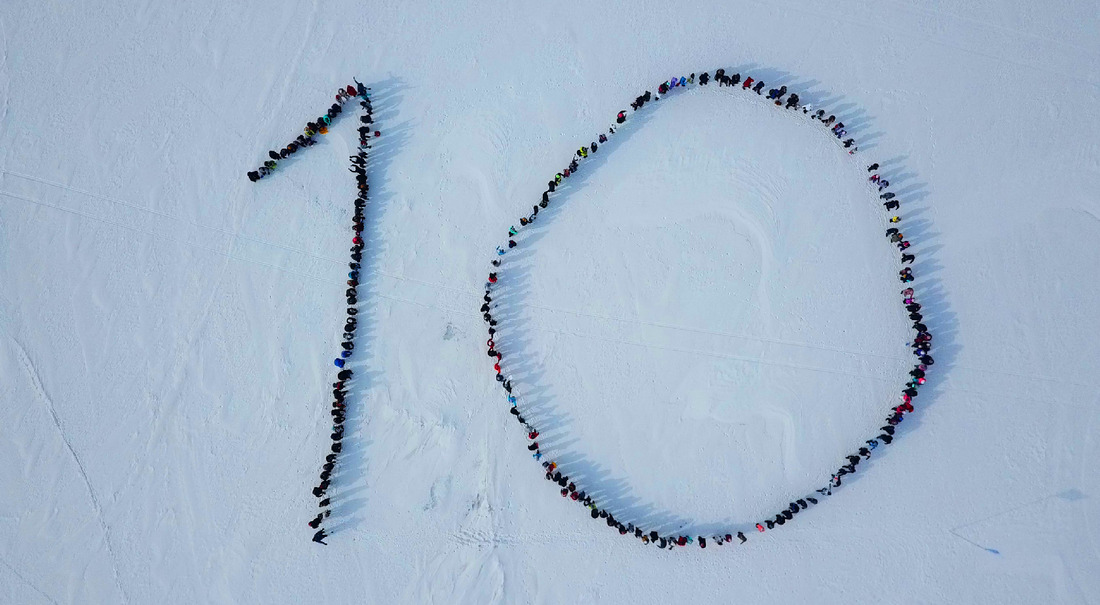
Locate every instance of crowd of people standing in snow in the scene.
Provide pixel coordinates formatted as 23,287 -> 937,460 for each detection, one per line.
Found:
246,80 -> 380,546
482,68 -> 933,549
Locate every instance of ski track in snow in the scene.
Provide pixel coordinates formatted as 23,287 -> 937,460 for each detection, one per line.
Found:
1075,390 -> 1100,563
0,24 -> 9,156
6,335 -> 130,604
0,556 -> 60,605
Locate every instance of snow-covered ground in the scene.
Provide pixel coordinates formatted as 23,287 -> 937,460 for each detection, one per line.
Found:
2,1 -> 1099,603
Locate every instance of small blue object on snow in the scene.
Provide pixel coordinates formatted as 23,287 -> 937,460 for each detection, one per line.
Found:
341,350 -> 352,359
334,358 -> 345,368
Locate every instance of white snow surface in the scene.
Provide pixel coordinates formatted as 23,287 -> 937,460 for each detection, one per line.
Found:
2,0 -> 1099,603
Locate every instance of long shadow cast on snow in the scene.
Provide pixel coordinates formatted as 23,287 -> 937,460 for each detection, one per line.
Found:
814,159 -> 959,500
487,66 -> 957,539
317,77 -> 415,535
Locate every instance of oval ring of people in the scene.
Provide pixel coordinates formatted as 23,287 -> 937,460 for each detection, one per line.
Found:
481,69 -> 931,550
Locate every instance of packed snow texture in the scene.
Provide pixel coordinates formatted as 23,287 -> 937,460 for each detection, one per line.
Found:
1,0 -> 1099,603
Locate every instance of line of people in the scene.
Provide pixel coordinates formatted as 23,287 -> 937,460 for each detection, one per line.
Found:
250,81 -> 376,546
481,68 -> 932,549
247,81 -> 379,182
